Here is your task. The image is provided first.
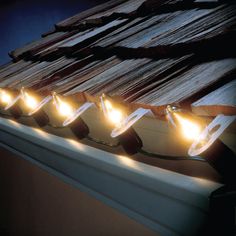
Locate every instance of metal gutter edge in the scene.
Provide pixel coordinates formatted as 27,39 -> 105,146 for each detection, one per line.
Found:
0,118 -> 221,236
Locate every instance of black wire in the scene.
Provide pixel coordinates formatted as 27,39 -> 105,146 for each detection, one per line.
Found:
46,123 -> 65,129
139,149 -> 206,162
0,113 -> 12,118
0,113 -> 205,161
0,113 -> 30,118
86,135 -> 120,147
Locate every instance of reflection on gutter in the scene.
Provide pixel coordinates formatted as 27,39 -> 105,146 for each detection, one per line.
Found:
8,119 -> 21,127
117,155 -> 140,169
32,128 -> 50,139
66,138 -> 85,151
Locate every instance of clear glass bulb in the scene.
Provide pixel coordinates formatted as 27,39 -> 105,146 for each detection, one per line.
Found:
53,93 -> 74,118
174,113 -> 201,141
104,100 -> 123,126
24,92 -> 38,110
0,90 -> 12,105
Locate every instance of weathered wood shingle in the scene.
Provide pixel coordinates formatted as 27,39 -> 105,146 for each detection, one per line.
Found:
1,0 -> 235,116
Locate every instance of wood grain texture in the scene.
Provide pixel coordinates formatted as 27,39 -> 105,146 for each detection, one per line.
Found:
1,0 -> 236,117
192,80 -> 236,116
56,0 -> 127,29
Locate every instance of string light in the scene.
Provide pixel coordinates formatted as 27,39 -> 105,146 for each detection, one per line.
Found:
52,92 -> 89,139
104,100 -> 123,126
101,94 -> 123,127
21,88 -> 38,111
166,105 -> 202,142
166,105 -> 236,183
20,87 -> 50,127
100,94 -> 142,155
0,89 -> 12,106
190,115 -> 236,184
63,102 -> 94,127
21,87 -> 52,116
111,107 -> 151,138
53,92 -> 74,118
0,88 -> 22,119
0,88 -> 234,177
173,113 -> 201,141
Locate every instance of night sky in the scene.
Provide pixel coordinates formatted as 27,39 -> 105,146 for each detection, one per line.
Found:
0,0 -> 108,65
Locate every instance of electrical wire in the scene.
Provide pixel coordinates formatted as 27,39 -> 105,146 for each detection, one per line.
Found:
86,135 -> 120,147
139,149 -> 206,162
0,113 -> 30,118
46,123 -> 65,129
0,112 -> 205,161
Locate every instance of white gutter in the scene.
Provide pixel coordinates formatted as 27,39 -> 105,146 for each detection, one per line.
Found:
0,117 -> 221,236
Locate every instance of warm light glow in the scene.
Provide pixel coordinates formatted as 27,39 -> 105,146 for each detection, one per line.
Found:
104,100 -> 113,110
174,113 -> 201,141
104,100 -> 123,126
118,155 -> 139,168
58,101 -> 73,117
21,88 -> 38,111
53,93 -> 74,117
24,92 -> 38,110
66,138 -> 84,150
63,102 -> 93,127
8,119 -> 20,127
33,128 -> 49,138
108,109 -> 123,125
0,90 -> 12,105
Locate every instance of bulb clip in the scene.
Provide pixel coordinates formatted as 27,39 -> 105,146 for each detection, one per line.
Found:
111,108 -> 152,138
188,114 -> 236,156
28,95 -> 52,116
4,94 -> 21,110
63,102 -> 94,127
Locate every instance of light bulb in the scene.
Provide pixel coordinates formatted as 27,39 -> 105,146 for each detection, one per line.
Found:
59,101 -> 73,117
21,87 -> 39,111
103,99 -> 123,126
52,93 -> 90,138
0,88 -> 22,112
63,102 -> 94,127
20,88 -> 50,126
0,90 -> 12,105
174,113 -> 201,141
53,92 -> 74,117
24,93 -> 38,110
104,100 -> 113,110
108,109 -> 123,125
101,95 -> 143,155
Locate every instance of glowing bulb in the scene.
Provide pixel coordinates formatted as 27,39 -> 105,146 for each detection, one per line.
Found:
108,109 -> 123,125
58,101 -> 73,117
104,100 -> 123,126
21,88 -> 38,111
53,93 -> 74,117
104,100 -> 113,110
24,93 -> 38,110
0,90 -> 12,105
174,113 -> 201,141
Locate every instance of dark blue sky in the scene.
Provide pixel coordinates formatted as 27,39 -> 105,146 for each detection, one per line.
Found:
0,0 -> 107,65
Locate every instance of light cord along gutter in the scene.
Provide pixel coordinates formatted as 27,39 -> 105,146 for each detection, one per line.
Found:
0,93 -> 206,161
0,87 -> 234,165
